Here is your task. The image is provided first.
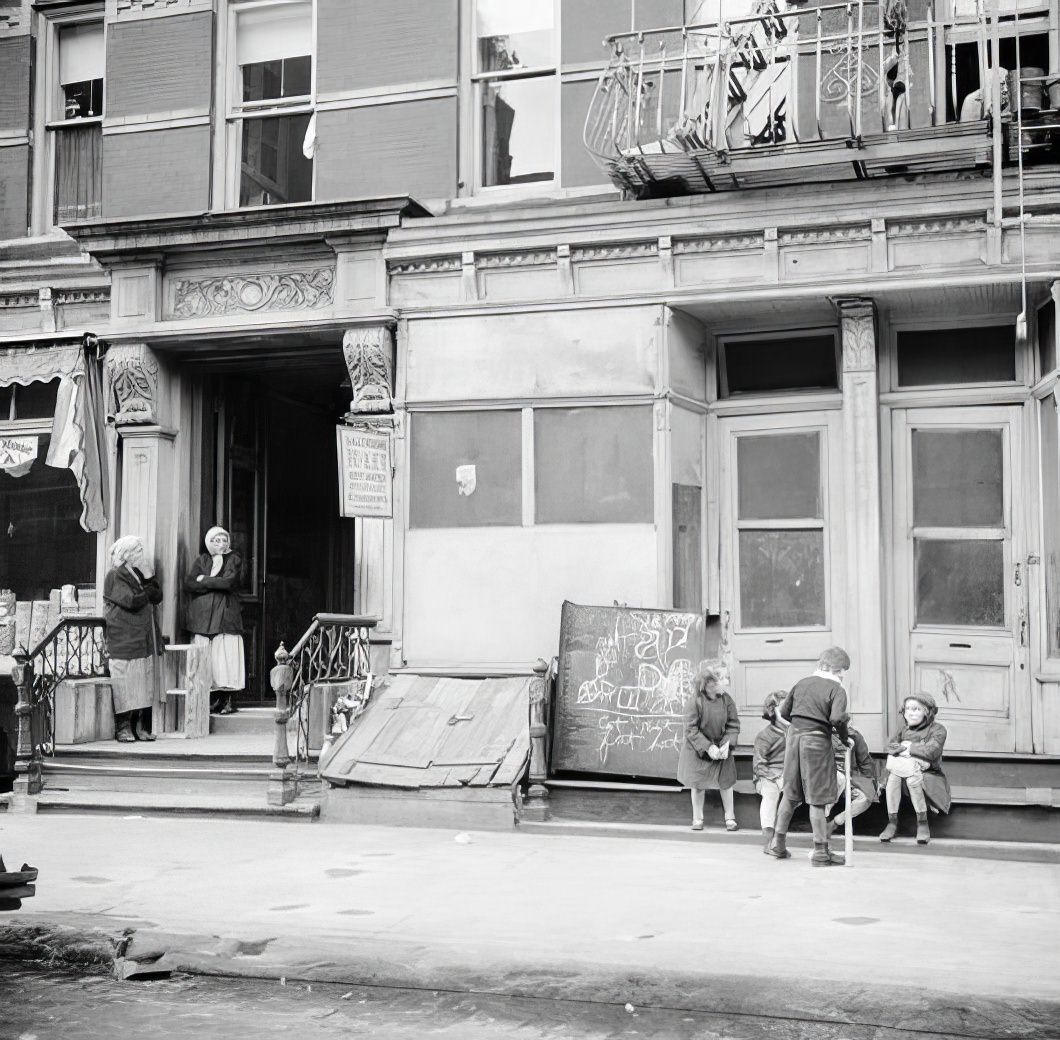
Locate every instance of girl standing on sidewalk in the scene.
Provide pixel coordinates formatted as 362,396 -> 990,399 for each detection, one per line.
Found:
753,690 -> 788,852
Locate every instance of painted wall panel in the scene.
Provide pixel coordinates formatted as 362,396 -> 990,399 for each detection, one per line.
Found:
103,126 -> 210,217
0,144 -> 29,239
317,0 -> 457,94
0,36 -> 30,131
106,12 -> 213,118
404,307 -> 659,402
562,79 -> 607,188
403,526 -> 659,664
671,405 -> 703,485
316,99 -> 456,203
667,313 -> 707,401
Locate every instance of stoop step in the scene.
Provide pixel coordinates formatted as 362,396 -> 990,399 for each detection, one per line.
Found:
33,786 -> 321,821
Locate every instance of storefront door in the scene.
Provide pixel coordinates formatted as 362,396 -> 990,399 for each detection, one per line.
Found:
891,406 -> 1032,752
718,411 -> 847,715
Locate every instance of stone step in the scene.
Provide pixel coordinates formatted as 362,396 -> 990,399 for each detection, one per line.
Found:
209,706 -> 287,737
40,761 -> 275,796
32,787 -> 321,821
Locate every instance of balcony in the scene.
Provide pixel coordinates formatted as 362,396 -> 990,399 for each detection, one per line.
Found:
584,0 -> 1060,196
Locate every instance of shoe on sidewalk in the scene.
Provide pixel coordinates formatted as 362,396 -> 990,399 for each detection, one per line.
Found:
879,814 -> 899,842
765,833 -> 791,859
691,820 -> 704,831
811,842 -> 837,866
725,818 -> 739,832
761,826 -> 774,853
916,812 -> 931,845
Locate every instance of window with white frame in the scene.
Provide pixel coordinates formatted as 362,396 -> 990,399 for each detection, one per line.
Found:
48,20 -> 104,223
226,0 -> 314,208
473,0 -> 557,189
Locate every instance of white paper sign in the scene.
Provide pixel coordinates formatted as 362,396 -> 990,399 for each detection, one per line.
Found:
336,426 -> 392,519
0,435 -> 38,475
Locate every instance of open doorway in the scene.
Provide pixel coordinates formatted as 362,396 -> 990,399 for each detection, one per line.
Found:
195,360 -> 354,703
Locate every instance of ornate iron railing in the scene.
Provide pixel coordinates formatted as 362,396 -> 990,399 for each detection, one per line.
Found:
584,0 -> 1004,195
11,617 -> 108,794
269,613 -> 377,800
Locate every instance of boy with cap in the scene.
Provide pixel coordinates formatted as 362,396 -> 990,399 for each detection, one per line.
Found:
767,646 -> 852,867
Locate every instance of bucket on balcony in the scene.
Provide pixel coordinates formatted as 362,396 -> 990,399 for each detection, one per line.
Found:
1009,68 -> 1045,114
1047,76 -> 1060,112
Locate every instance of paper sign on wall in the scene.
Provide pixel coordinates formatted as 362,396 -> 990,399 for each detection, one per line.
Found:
336,426 -> 392,519
0,435 -> 38,477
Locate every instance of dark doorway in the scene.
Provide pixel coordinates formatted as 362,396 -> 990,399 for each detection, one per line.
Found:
197,360 -> 354,703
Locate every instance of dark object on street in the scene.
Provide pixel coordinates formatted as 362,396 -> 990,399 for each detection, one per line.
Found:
0,854 -> 38,911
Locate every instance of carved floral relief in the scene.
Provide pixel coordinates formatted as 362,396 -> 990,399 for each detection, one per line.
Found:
171,270 -> 335,319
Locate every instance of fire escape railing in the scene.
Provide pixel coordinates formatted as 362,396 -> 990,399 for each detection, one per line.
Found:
11,617 -> 108,794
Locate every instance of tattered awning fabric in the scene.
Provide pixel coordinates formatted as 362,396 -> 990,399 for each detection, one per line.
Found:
0,342 -> 109,532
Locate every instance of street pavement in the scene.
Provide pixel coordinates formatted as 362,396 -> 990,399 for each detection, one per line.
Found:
1,813 -> 1058,1038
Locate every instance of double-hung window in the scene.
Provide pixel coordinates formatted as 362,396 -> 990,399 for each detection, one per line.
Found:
48,22 -> 104,223
473,0 -> 557,190
226,0 -> 314,208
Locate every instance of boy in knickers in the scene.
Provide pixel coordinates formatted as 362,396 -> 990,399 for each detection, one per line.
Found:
767,646 -> 852,867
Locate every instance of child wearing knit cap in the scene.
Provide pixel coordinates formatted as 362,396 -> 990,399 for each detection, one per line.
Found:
879,693 -> 951,845
752,690 -> 788,853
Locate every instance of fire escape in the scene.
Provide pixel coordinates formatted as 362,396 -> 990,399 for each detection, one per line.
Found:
584,0 -> 1059,196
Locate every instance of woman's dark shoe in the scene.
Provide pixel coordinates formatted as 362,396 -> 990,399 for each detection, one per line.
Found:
916,812 -> 930,845
116,722 -> 136,743
133,716 -> 156,742
220,699 -> 237,715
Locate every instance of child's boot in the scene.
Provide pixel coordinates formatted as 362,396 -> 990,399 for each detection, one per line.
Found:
811,842 -> 835,867
879,814 -> 898,842
825,843 -> 845,865
916,812 -> 930,845
766,832 -> 790,859
762,826 -> 774,854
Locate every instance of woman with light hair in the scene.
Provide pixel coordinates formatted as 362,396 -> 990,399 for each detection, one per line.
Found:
676,662 -> 741,832
103,536 -> 163,742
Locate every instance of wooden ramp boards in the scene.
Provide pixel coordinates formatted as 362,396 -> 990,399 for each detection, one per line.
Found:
319,674 -> 530,791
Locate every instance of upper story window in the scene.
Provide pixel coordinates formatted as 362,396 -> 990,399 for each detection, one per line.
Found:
473,0 -> 557,190
226,0 -> 314,208
50,21 -> 104,223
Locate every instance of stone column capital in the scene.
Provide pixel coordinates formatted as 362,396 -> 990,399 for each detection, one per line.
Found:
104,342 -> 160,426
342,324 -> 395,419
835,297 -> 877,374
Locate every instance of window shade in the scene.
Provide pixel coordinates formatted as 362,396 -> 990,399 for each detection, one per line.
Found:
237,4 -> 313,65
58,24 -> 104,86
477,0 -> 553,37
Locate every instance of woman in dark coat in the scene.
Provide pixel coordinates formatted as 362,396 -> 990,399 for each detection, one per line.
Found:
184,527 -> 245,714
103,536 -> 162,742
677,664 -> 741,832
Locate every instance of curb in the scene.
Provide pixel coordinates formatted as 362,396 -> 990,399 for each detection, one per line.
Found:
1,916 -> 1057,1039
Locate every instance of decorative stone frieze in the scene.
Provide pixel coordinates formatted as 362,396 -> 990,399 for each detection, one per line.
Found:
171,269 -> 334,319
888,215 -> 987,238
343,326 -> 394,417
673,233 -> 763,254
388,256 -> 461,276
55,289 -> 110,306
477,250 -> 556,269
109,0 -> 211,19
837,298 -> 877,374
571,242 -> 658,262
105,343 -> 159,425
780,225 -> 872,246
0,293 -> 37,310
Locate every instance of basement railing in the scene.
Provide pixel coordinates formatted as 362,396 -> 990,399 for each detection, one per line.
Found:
11,617 -> 108,795
268,613 -> 377,803
583,0 -> 1031,195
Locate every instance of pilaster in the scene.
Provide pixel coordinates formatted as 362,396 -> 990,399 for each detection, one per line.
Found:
837,298 -> 885,728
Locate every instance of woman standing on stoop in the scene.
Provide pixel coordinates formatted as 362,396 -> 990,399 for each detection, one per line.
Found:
183,527 -> 245,715
103,536 -> 162,742
677,663 -> 741,832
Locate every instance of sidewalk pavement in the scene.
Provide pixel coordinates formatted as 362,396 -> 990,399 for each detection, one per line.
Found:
1,812 -> 1058,1038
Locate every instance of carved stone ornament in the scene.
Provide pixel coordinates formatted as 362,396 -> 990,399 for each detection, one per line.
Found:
105,343 -> 159,425
343,326 -> 394,416
838,300 -> 877,374
172,269 -> 334,319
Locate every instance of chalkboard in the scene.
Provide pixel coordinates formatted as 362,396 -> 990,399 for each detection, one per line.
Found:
551,601 -> 722,780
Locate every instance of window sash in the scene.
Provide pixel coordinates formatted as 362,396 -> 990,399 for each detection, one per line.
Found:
58,23 -> 104,86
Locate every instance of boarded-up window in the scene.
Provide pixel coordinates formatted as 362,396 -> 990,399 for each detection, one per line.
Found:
535,406 -> 653,523
897,326 -> 1016,386
722,333 -> 838,396
410,411 -> 522,527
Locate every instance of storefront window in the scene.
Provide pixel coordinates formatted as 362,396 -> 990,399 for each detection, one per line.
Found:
897,326 -> 1016,386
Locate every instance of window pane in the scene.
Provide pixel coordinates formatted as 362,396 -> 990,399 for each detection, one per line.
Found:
0,436 -> 96,602
897,327 -> 1016,386
10,380 -> 59,421
1039,300 -> 1056,377
410,411 -> 522,528
739,530 -> 825,628
1041,395 -> 1060,654
673,484 -> 702,612
737,432 -> 821,520
54,124 -> 102,222
62,79 -> 103,119
242,55 -> 311,103
535,406 -> 653,523
724,335 -> 838,396
482,77 -> 555,186
476,0 -> 554,71
239,114 -> 313,207
913,429 -> 1003,527
915,539 -> 1004,626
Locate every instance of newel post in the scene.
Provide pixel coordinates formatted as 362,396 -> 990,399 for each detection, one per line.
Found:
11,658 -> 41,809
268,643 -> 299,807
523,658 -> 551,822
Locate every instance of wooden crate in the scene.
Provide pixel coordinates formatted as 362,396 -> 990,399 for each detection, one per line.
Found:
54,679 -> 111,744
159,644 -> 210,739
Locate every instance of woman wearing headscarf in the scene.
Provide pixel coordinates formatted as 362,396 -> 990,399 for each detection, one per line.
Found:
103,536 -> 162,742
183,527 -> 245,714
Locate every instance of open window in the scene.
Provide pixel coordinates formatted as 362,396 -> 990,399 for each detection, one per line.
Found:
48,21 -> 104,223
473,0 -> 557,190
226,0 -> 314,208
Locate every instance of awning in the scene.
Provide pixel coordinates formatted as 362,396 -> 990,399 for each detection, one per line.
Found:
0,336 -> 109,533
321,674 -> 531,789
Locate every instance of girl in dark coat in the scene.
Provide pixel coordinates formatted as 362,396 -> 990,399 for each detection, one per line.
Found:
184,527 -> 245,714
677,664 -> 741,832
753,690 -> 788,852
880,692 -> 950,845
103,536 -> 162,742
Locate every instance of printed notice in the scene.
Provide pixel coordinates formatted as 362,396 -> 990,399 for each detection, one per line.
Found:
336,426 -> 392,518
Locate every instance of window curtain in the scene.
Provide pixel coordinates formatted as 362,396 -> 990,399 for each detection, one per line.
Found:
55,125 -> 103,222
